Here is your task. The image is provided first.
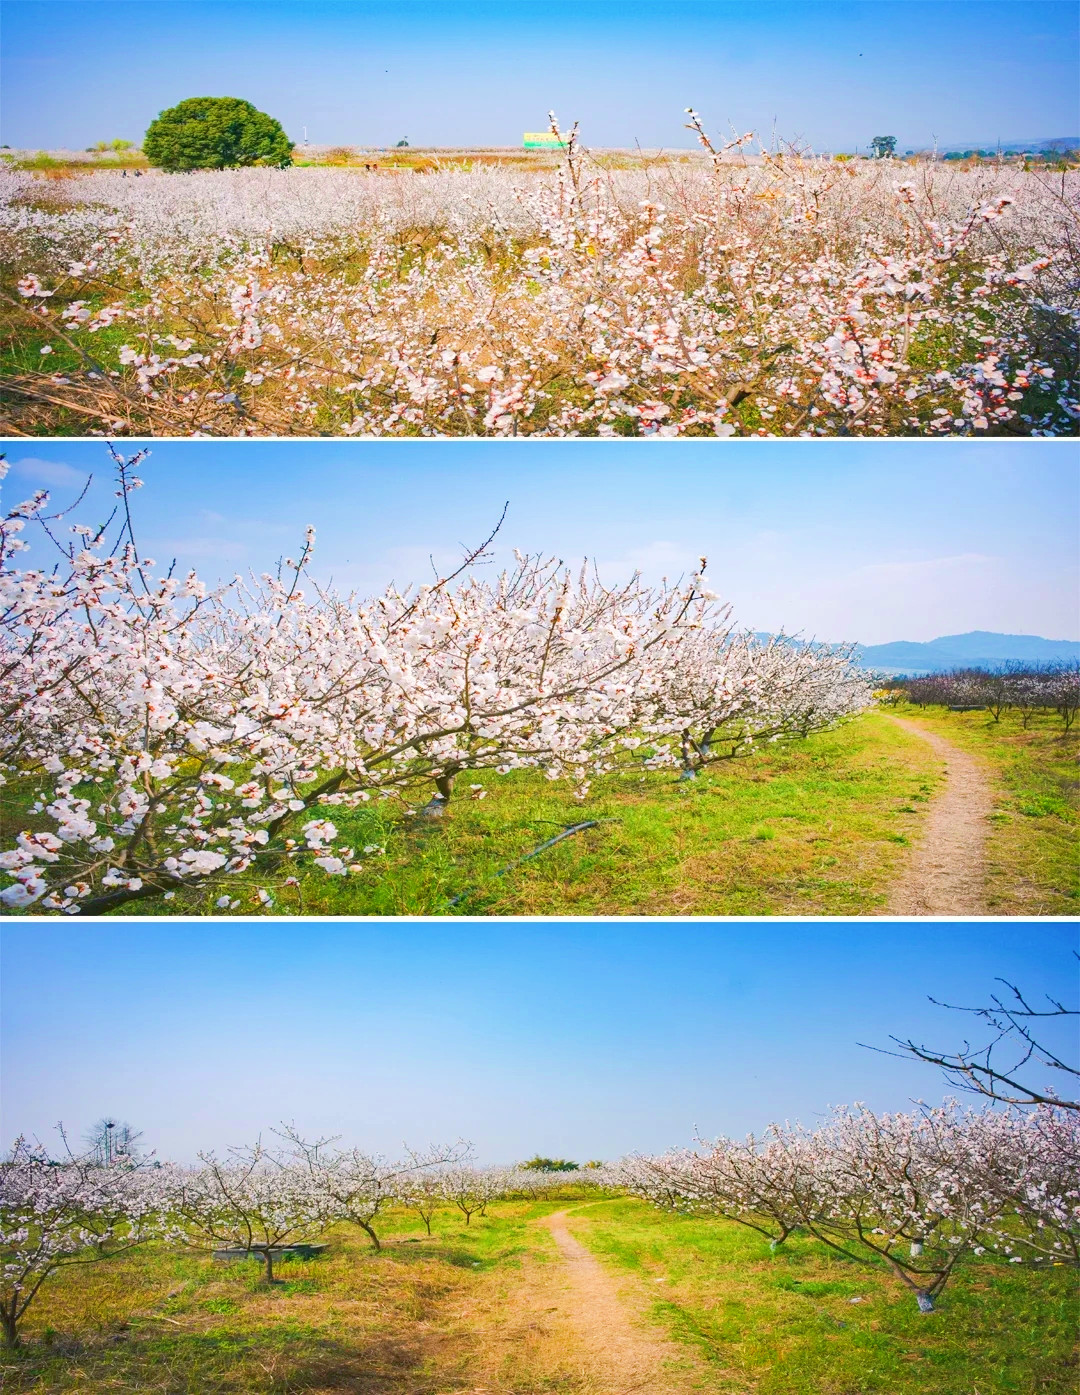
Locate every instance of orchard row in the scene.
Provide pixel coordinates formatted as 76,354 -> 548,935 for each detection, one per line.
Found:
3,1101 -> 1076,1346
0,451 -> 871,913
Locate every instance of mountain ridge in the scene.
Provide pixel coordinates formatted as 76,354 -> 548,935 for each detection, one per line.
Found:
854,630 -> 1080,674
748,630 -> 1079,674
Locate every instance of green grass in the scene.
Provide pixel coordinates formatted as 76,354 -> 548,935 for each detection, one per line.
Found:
570,1198 -> 1079,1394
4,1198 -> 1075,1393
4,706 -> 1074,917
0,713 -> 943,917
0,312 -> 132,378
884,703 -> 1079,914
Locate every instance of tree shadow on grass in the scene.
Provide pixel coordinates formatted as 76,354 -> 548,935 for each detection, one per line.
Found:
1,1323 -> 470,1394
377,1236 -> 528,1272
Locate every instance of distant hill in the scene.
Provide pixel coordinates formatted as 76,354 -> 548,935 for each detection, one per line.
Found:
935,137 -> 1078,153
855,631 -> 1080,676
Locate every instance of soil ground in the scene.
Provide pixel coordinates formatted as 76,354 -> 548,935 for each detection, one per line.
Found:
884,716 -> 994,916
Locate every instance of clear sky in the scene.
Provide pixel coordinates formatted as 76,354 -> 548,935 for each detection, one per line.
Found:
1,922 -> 1074,1162
5,440 -> 1078,645
2,1 -> 1077,151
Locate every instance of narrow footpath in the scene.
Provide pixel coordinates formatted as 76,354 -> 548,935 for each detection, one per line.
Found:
884,717 -> 994,916
534,1209 -> 709,1393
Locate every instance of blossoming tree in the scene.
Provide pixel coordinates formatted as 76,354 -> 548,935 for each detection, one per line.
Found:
0,1132 -> 163,1347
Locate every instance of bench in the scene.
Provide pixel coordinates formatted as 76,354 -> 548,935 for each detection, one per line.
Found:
212,1244 -> 327,1262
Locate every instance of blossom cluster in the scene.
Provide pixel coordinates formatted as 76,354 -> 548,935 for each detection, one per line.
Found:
3,120 -> 1076,436
0,454 -> 871,915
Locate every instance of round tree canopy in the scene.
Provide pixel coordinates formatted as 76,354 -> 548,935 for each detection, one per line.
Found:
144,97 -> 293,171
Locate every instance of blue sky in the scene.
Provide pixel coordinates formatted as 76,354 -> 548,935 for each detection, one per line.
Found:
1,922 -> 1074,1161
5,441 -> 1078,645
2,1 -> 1077,151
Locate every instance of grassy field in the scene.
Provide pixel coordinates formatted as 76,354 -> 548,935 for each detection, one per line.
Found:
4,1196 -> 1076,1394
0,1201 -> 561,1395
884,703 -> 1079,915
0,712 -> 945,918
571,1198 -> 1079,1395
5,706 -> 1077,917
0,146 -> 694,174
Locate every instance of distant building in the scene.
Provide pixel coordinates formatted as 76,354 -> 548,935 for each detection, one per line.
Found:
523,131 -> 565,149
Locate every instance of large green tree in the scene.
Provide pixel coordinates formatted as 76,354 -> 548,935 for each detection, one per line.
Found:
144,97 -> 293,171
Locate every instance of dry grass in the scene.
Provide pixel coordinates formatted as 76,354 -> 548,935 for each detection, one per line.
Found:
3,1205 -> 566,1394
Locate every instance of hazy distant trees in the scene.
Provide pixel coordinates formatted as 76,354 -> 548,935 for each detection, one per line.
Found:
83,1118 -> 144,1166
885,664 -> 1080,729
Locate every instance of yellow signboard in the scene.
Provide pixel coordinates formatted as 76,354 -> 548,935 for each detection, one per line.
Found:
523,131 -> 565,148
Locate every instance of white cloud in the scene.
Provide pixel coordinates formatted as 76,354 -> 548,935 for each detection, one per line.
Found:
847,553 -> 997,584
151,537 -> 250,562
7,457 -> 89,488
593,539 -> 701,582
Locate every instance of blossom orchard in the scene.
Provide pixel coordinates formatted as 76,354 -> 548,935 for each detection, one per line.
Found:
0,454 -> 872,915
278,1126 -> 473,1251
0,1131 -> 614,1346
887,665 -> 1080,729
621,1102 -> 1080,1312
3,114 -> 1076,436
3,1107 -> 1074,1346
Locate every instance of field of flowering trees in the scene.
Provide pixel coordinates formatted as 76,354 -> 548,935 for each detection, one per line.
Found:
1,450 -> 881,917
885,665 -> 1080,729
2,118 -> 1077,436
3,1102 -> 1076,1391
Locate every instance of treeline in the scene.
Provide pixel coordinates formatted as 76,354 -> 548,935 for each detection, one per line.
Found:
882,663 -> 1079,728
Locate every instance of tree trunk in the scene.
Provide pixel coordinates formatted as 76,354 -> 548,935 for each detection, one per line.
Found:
423,1215 -> 432,1235
1,1306 -> 19,1348
261,1248 -> 274,1284
358,1221 -> 381,1251
914,1289 -> 934,1313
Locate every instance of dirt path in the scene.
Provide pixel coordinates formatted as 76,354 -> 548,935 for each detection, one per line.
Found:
884,717 -> 993,916
533,1209 -> 708,1393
